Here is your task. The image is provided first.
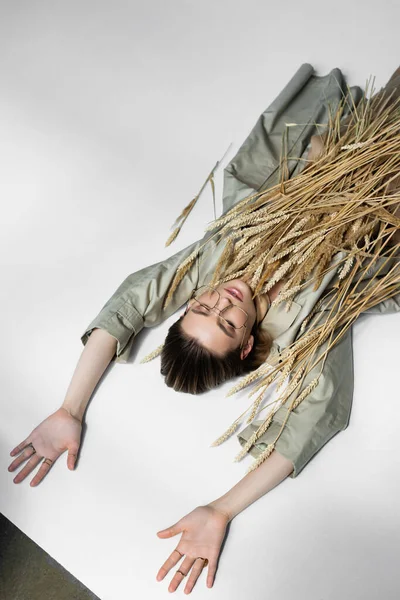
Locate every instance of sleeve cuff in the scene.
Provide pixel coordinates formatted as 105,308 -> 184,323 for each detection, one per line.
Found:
237,420 -> 298,479
80,301 -> 144,364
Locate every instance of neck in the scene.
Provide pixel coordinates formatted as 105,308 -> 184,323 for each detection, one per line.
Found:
255,279 -> 287,322
254,293 -> 271,323
240,274 -> 285,322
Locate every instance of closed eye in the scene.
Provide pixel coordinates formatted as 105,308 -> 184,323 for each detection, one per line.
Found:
189,306 -> 236,338
196,305 -> 235,328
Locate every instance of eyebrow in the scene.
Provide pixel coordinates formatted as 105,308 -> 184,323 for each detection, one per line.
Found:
190,307 -> 236,339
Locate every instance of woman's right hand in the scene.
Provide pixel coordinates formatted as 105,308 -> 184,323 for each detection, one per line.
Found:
8,407 -> 82,487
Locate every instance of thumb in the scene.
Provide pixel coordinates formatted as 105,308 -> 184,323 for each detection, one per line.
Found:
67,446 -> 79,470
156,521 -> 183,538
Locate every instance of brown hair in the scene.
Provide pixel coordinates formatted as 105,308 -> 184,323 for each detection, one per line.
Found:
160,317 -> 273,394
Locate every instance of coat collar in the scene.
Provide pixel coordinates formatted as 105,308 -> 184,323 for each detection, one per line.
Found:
259,298 -> 303,339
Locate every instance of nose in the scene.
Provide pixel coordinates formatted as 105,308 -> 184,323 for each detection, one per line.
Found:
215,294 -> 231,310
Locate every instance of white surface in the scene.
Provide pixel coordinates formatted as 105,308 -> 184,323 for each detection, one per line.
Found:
1,2 -> 399,599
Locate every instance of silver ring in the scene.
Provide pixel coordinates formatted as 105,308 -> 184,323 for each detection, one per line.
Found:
28,443 -> 36,454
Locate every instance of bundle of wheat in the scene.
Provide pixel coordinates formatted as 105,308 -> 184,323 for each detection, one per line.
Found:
159,79 -> 400,473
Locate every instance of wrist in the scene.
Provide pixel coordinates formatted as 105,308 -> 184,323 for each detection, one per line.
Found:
207,498 -> 234,523
60,401 -> 86,423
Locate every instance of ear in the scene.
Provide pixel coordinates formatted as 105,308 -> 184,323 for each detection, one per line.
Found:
240,334 -> 254,360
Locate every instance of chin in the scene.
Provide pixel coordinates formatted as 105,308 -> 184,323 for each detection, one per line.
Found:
222,278 -> 254,304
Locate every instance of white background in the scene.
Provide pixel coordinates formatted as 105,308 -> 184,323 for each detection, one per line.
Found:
1,2 -> 399,599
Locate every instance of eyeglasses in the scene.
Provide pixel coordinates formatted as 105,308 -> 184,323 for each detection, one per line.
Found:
184,285 -> 249,349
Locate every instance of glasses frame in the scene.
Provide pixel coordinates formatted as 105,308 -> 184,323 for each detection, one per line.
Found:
184,284 -> 249,349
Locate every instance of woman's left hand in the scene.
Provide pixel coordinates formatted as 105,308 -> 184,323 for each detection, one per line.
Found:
156,504 -> 230,593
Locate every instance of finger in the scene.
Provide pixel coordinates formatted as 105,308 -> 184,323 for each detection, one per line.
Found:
206,560 -> 217,588
156,548 -> 184,582
30,457 -> 56,487
8,446 -> 37,472
168,556 -> 195,593
184,557 -> 208,594
12,454 -> 42,484
67,446 -> 79,470
156,521 -> 181,538
10,437 -> 32,457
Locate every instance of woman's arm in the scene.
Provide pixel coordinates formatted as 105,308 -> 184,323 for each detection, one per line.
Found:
155,450 -> 293,592
8,328 -> 118,485
62,328 -> 118,420
207,449 -> 294,520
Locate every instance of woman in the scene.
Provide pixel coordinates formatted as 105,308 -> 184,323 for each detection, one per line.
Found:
8,64 -> 400,594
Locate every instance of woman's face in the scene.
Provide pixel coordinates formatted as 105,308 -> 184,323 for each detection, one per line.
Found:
180,279 -> 258,358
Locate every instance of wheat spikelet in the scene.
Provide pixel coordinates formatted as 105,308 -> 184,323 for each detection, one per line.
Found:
204,191 -> 265,231
236,236 -> 264,259
341,141 -> 370,150
230,208 -> 287,230
275,352 -> 296,391
233,430 -> 260,461
209,236 -> 236,286
351,216 -> 363,234
250,261 -> 266,288
163,248 -> 200,307
213,269 -> 247,286
296,235 -> 326,265
246,389 -> 267,423
234,413 -> 274,461
276,216 -> 312,245
204,203 -> 266,233
346,217 -> 379,245
209,421 -> 241,447
297,327 -> 331,354
267,230 -> 326,264
165,227 -> 181,247
173,197 -> 197,225
235,235 -> 251,250
262,257 -> 298,291
225,362 -> 274,397
311,227 -> 346,290
276,229 -> 304,245
245,443 -> 276,473
270,285 -> 303,307
299,297 -> 326,333
248,368 -> 282,397
338,250 -> 356,280
140,344 -> 165,363
278,365 -> 306,401
234,432 -> 261,461
232,216 -> 290,239
290,376 -> 320,410
165,198 -> 197,246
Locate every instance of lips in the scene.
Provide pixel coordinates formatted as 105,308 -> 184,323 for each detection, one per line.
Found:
225,287 -> 243,301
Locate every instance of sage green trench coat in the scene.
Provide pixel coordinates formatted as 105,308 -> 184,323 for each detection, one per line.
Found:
80,63 -> 400,478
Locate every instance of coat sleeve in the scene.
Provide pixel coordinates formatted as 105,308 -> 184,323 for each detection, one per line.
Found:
236,309 -> 354,478
362,294 -> 400,315
350,262 -> 400,316
79,234 -> 215,363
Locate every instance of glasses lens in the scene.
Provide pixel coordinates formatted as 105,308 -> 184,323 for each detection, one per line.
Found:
193,286 -> 247,329
222,305 -> 247,328
193,286 -> 219,308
